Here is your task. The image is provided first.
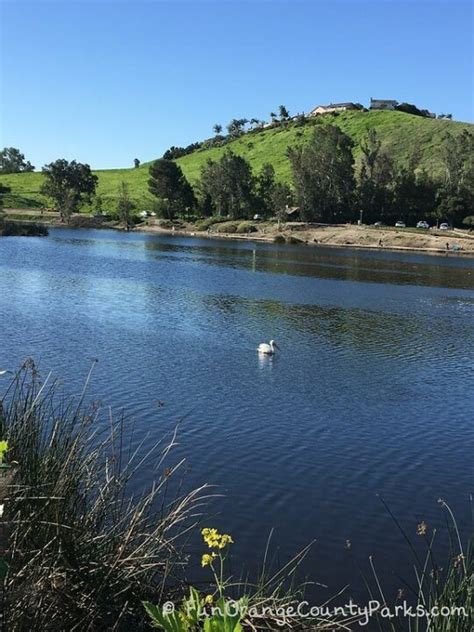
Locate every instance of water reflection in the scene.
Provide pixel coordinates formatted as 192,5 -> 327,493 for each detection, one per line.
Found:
257,352 -> 277,370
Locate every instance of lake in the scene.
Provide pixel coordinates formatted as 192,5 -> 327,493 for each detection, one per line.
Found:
0,228 -> 473,604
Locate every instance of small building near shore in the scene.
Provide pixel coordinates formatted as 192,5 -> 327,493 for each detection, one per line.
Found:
285,206 -> 301,220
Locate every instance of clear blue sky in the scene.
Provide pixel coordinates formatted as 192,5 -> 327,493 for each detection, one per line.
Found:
1,0 -> 472,170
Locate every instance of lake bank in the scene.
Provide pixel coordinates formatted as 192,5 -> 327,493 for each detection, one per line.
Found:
5,207 -> 474,256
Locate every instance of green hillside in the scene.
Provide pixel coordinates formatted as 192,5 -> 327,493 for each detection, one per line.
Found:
1,111 -> 472,212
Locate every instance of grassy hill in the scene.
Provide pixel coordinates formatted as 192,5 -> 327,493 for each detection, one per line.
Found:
1,111 -> 472,212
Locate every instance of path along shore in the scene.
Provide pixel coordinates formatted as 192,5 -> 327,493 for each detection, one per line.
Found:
5,208 -> 474,257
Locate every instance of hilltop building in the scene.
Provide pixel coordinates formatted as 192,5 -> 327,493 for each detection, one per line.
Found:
370,98 -> 398,110
310,102 -> 362,116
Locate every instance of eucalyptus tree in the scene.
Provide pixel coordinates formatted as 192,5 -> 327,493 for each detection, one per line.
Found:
288,125 -> 355,222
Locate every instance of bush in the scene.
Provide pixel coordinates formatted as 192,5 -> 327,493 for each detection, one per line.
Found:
156,219 -> 174,229
462,215 -> 474,227
396,102 -> 429,117
236,221 -> 257,233
162,142 -> 201,160
273,234 -> 286,244
194,217 -> 226,231
215,221 -> 239,234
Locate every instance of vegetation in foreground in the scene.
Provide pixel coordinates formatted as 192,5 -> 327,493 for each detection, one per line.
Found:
0,362 -> 472,631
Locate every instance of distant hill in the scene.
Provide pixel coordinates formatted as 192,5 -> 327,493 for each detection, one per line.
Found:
1,111 -> 472,212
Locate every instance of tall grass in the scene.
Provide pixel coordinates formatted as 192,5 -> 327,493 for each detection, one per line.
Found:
363,498 -> 473,631
0,360 -> 209,630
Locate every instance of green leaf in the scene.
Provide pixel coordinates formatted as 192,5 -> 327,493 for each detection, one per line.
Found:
142,601 -> 188,632
0,440 -> 8,464
183,586 -> 202,625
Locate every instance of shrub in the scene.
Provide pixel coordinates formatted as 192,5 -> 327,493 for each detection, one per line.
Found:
194,217 -> 227,231
236,221 -> 257,233
156,219 -> 174,229
273,234 -> 286,244
215,221 -> 239,234
462,215 -> 474,227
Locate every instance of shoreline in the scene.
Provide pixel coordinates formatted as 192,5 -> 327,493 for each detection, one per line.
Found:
135,224 -> 474,257
5,208 -> 474,258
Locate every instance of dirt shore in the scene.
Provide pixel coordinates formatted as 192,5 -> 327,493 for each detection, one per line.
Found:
136,220 -> 474,256
5,208 -> 474,256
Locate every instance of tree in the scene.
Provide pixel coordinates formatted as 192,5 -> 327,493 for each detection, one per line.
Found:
392,167 -> 437,226
226,118 -> 248,138
436,130 -> 474,226
148,159 -> 195,219
270,112 -> 277,123
256,163 -> 276,216
134,158 -> 140,168
395,103 -> 426,117
116,182 -> 135,230
41,159 -> 98,222
278,105 -> 290,121
213,124 -> 222,135
356,129 -> 395,223
0,147 -> 35,173
270,182 -> 293,227
93,195 -> 104,216
198,151 -> 255,219
288,125 -> 355,222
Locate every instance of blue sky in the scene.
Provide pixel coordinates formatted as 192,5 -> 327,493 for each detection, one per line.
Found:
1,0 -> 472,170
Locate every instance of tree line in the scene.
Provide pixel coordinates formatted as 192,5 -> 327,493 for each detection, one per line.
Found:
160,105 -> 293,161
147,126 -> 474,228
4,125 -> 472,228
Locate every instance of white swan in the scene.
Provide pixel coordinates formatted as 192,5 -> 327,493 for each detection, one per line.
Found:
257,340 -> 280,355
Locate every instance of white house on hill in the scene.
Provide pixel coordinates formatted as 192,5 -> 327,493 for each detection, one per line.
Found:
310,102 -> 362,116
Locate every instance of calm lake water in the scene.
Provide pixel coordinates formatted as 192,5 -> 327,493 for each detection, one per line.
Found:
1,228 -> 473,604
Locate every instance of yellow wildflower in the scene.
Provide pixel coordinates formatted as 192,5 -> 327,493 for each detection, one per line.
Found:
201,528 -> 234,549
417,521 -> 428,536
204,594 -> 214,605
201,553 -> 216,567
217,534 -> 234,549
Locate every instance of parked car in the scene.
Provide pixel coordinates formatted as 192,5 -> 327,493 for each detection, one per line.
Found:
439,222 -> 450,230
395,221 -> 406,228
374,221 -> 384,227
416,221 -> 430,229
